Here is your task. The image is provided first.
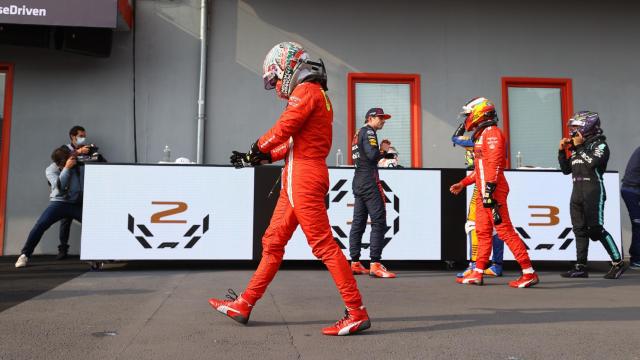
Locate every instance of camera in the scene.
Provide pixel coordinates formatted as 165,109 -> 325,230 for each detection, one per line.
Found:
74,144 -> 102,164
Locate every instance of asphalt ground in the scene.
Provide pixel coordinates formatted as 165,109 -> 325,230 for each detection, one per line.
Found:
1,257 -> 640,360
0,256 -> 89,313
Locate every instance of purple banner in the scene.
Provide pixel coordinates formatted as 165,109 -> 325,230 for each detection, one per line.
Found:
0,0 -> 117,28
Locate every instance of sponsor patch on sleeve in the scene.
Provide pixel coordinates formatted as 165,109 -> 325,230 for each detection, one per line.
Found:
486,136 -> 499,150
288,96 -> 302,107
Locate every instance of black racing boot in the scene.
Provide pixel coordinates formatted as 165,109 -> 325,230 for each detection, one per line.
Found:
561,264 -> 588,278
604,261 -> 627,279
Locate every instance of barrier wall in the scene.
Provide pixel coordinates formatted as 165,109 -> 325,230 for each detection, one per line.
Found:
81,164 -> 621,262
283,168 -> 442,260
466,171 -> 622,261
81,165 -> 254,260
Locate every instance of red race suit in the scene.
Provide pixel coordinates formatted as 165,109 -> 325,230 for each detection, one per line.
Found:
242,82 -> 363,309
459,125 -> 533,271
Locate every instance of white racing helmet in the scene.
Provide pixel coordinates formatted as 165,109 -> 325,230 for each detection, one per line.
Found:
262,42 -> 327,99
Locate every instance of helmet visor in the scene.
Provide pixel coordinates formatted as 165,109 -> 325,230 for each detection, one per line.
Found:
568,118 -> 586,127
263,72 -> 278,90
458,112 -> 470,129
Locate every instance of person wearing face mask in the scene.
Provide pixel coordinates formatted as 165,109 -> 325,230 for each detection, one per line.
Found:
65,125 -> 106,164
66,125 -> 90,155
209,42 -> 369,336
15,146 -> 84,268
349,108 -> 396,278
54,126 -> 88,260
55,126 -> 105,260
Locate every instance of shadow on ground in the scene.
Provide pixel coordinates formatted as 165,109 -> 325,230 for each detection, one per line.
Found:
0,256 -> 88,312
246,305 -> 640,335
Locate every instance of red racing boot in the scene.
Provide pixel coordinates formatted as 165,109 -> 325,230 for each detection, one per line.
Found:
369,262 -> 396,278
508,272 -> 539,288
208,289 -> 253,324
351,261 -> 369,275
456,269 -> 483,285
322,306 -> 371,336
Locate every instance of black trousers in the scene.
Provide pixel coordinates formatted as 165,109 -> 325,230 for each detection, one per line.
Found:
349,183 -> 387,263
59,218 -> 72,251
570,181 -> 621,265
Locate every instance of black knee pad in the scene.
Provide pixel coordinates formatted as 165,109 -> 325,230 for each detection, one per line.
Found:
587,225 -> 605,241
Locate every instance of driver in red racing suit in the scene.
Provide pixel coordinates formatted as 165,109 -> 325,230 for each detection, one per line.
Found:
208,42 -> 370,336
449,97 -> 539,288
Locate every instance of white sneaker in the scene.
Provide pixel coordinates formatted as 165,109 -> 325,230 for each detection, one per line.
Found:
15,254 -> 29,268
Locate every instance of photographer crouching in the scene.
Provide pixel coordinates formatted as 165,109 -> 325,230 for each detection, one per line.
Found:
54,126 -> 104,260
15,146 -> 84,268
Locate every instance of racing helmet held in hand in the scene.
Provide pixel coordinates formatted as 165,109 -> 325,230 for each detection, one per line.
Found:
568,111 -> 602,138
460,97 -> 498,131
262,42 -> 308,99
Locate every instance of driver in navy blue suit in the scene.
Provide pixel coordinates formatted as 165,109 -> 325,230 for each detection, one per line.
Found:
349,108 -> 396,278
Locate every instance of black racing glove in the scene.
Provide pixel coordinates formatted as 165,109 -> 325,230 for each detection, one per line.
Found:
247,141 -> 272,166
482,182 -> 498,208
491,207 -> 502,225
230,151 -> 251,169
483,182 -> 502,225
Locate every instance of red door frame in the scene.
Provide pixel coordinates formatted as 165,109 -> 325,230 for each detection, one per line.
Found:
501,77 -> 573,168
0,63 -> 14,255
347,73 -> 422,167
118,0 -> 134,29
